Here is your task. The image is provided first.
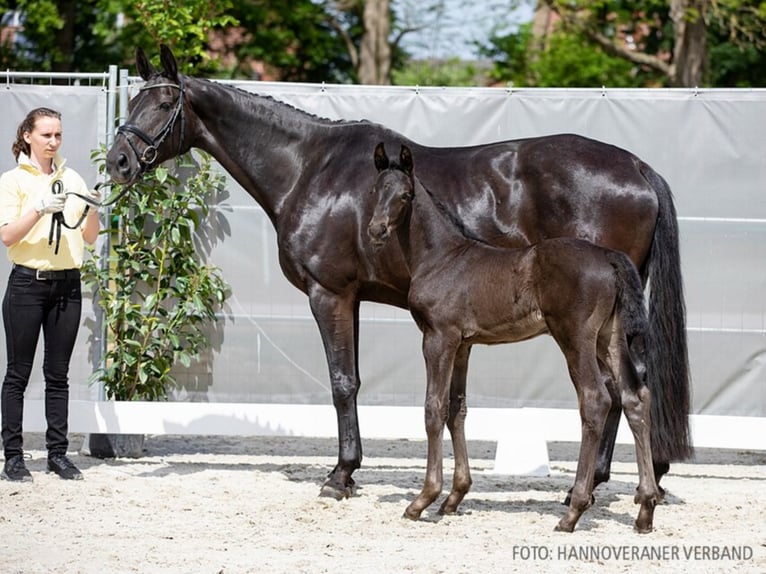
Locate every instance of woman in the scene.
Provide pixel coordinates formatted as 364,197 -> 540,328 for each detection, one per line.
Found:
0,107 -> 101,481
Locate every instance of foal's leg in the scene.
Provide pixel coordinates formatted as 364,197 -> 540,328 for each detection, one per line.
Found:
309,290 -> 363,499
618,348 -> 661,533
556,351 -> 612,533
440,343 -> 472,515
564,358 -> 621,505
405,330 -> 458,520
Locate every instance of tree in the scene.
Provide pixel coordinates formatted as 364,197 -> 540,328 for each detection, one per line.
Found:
326,0 -> 392,84
392,57 -> 485,86
483,0 -> 766,87
82,153 -> 230,401
358,0 -> 391,83
0,0 -> 236,73
112,0 -> 237,74
327,0 -> 462,85
0,0 -> 122,72
207,0 -> 355,82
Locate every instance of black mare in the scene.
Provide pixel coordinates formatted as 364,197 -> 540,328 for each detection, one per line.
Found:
106,45 -> 691,500
368,143 -> 660,532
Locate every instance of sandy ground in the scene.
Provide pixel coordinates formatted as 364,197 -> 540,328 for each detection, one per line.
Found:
0,433 -> 764,574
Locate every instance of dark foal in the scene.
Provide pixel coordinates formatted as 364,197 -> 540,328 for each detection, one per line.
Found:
368,143 -> 661,533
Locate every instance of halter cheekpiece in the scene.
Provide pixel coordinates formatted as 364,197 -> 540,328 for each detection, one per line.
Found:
115,76 -> 186,175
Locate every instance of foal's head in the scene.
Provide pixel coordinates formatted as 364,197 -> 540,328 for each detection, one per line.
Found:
368,142 -> 415,249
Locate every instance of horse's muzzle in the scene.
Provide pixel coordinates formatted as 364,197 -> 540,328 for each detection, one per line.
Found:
367,221 -> 390,248
106,148 -> 138,185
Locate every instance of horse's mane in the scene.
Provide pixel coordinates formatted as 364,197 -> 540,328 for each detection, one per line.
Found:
412,172 -> 492,247
185,74 -> 371,128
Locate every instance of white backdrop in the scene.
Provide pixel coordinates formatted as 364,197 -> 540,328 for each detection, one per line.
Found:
166,82 -> 766,420
0,78 -> 764,448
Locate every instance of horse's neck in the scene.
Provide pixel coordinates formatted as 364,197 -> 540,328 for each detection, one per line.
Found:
403,181 -> 467,267
187,77 -> 318,220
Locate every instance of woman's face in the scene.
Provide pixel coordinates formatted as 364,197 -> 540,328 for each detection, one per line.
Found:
24,115 -> 62,163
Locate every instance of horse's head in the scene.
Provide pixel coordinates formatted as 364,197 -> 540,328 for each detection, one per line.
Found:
368,142 -> 415,249
106,44 -> 189,185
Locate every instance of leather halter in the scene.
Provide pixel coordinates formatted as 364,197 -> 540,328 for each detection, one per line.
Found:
116,77 -> 186,175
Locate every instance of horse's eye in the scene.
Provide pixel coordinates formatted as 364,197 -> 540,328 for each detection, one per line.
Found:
401,191 -> 413,202
159,101 -> 172,112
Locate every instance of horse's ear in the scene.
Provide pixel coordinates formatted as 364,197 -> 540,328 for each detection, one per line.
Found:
374,142 -> 389,172
399,145 -> 413,175
135,47 -> 155,81
159,44 -> 179,80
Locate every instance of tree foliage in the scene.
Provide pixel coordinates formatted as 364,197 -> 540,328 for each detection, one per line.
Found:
392,57 -> 485,86
212,0 -> 357,82
481,0 -> 766,87
2,1 -> 765,86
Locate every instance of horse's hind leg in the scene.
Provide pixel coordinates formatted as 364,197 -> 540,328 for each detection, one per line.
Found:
556,352 -> 612,533
627,333 -> 670,497
405,330 -> 458,520
440,343 -> 472,515
618,349 -> 661,533
310,291 -> 363,499
564,358 -> 620,505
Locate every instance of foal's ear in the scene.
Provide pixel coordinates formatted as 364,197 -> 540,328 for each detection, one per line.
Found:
159,44 -> 179,80
399,145 -> 413,175
135,47 -> 156,81
374,142 -> 389,172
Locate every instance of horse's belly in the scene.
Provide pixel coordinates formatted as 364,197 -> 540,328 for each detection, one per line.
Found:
462,310 -> 546,345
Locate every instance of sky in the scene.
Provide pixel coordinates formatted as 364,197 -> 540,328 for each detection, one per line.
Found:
394,0 -> 535,61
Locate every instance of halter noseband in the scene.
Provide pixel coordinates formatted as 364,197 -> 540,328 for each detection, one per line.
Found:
116,76 -> 186,174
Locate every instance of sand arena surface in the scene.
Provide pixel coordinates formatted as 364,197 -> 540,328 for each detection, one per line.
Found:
0,433 -> 764,573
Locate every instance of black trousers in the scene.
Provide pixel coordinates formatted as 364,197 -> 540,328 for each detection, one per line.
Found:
1,266 -> 82,458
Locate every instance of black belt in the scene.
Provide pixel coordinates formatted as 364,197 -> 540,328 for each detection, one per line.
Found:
13,264 -> 80,281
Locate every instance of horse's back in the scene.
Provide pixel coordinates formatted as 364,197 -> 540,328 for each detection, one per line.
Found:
412,134 -> 659,267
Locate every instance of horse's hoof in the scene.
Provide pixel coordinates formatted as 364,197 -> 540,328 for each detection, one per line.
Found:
319,480 -> 354,500
635,522 -> 654,534
554,521 -> 575,533
318,484 -> 347,500
403,506 -> 423,521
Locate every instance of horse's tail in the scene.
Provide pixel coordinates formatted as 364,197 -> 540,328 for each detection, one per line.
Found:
639,162 -> 693,463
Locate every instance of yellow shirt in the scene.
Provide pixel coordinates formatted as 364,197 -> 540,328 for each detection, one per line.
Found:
0,152 -> 90,270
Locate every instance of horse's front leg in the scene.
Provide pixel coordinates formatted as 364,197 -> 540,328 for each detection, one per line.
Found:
405,330 -> 458,520
440,343 -> 472,515
309,289 -> 363,500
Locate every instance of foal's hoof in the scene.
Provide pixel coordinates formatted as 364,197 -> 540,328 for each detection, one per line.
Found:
554,520 -> 576,533
403,505 -> 423,521
438,505 -> 457,516
634,522 -> 654,534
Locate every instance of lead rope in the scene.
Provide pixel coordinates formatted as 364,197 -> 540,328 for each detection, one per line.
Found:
48,179 -> 90,255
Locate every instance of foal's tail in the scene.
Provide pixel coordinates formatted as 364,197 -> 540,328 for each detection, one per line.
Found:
639,163 -> 693,463
611,251 -> 650,374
